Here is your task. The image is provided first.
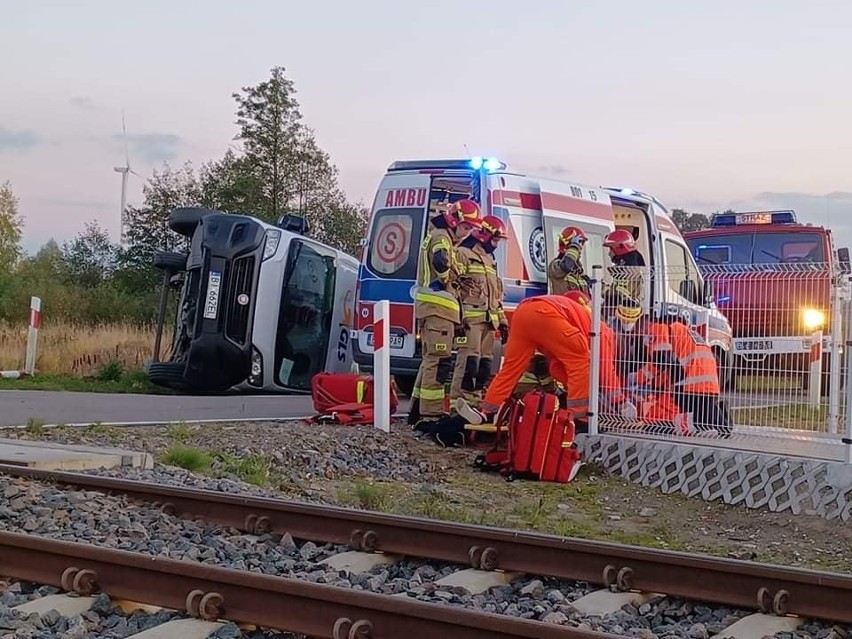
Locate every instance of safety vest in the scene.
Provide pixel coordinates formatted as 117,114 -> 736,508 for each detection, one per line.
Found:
636,321 -> 720,394
415,227 -> 463,324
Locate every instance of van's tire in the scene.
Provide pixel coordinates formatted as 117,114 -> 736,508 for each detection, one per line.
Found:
153,251 -> 187,272
168,207 -> 212,237
147,361 -> 187,389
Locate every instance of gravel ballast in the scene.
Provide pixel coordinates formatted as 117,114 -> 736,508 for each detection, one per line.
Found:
2,469 -> 851,639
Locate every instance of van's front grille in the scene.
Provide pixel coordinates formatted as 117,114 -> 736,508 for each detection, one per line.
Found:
225,255 -> 255,345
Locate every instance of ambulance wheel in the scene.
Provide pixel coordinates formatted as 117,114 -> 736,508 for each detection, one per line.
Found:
474,454 -> 486,468
504,472 -> 516,483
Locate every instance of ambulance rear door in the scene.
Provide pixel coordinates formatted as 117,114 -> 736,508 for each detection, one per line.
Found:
538,178 -> 616,290
356,173 -> 432,360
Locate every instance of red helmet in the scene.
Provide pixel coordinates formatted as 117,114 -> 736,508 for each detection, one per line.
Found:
604,229 -> 636,256
563,290 -> 592,310
476,215 -> 507,242
558,226 -> 588,253
444,199 -> 482,229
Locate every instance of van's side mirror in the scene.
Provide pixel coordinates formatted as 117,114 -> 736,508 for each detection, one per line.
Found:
679,279 -> 698,304
277,214 -> 310,235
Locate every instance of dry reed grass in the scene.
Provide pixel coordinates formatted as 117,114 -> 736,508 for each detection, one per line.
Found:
0,321 -> 167,376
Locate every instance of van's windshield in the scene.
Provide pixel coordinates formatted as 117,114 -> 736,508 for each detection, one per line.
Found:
687,231 -> 826,265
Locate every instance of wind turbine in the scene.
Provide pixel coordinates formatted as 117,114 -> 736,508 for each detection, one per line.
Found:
114,110 -> 141,246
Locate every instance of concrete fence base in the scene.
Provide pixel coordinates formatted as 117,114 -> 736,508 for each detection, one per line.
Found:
578,434 -> 852,522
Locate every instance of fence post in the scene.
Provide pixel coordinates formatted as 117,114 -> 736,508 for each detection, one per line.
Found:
24,296 -> 42,376
807,329 -> 822,408
828,282 -> 843,434
844,276 -> 852,464
588,265 -> 604,436
373,300 -> 391,434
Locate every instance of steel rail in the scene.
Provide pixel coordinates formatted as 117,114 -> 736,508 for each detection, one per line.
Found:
0,531 -> 616,639
3,464 -> 851,624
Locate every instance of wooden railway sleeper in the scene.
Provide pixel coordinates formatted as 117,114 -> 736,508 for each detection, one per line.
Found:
333,617 -> 373,639
757,586 -> 791,616
60,567 -> 99,596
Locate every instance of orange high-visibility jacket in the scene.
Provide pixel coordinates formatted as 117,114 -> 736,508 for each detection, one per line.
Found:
635,321 -> 720,395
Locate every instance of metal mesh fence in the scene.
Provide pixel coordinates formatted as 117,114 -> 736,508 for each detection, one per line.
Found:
588,263 -> 852,463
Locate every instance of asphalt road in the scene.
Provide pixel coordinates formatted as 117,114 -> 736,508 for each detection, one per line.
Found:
0,386 -> 793,429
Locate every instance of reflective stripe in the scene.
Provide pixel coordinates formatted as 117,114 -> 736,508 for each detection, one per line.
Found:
417,387 -> 445,401
466,264 -> 496,275
414,290 -> 460,313
650,343 -> 672,353
356,381 -> 366,404
679,351 -> 716,366
464,309 -> 487,319
564,397 -> 589,408
411,387 -> 421,399
674,374 -> 719,387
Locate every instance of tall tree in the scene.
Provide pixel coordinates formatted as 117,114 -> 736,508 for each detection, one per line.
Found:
61,220 -> 117,288
671,208 -> 711,232
0,180 -> 24,270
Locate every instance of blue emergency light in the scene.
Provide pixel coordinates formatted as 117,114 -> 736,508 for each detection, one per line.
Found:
387,158 -> 507,173
711,210 -> 797,227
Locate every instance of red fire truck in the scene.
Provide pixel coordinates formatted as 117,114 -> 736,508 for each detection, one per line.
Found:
683,210 -> 850,394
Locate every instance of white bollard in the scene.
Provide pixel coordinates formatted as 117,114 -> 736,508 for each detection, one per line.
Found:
807,329 -> 822,408
373,300 -> 391,433
24,297 -> 42,377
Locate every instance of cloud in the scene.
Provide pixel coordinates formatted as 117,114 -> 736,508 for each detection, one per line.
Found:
69,96 -> 97,110
115,132 -> 182,164
0,127 -> 40,152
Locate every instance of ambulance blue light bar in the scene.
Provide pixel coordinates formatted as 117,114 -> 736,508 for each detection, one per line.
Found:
386,158 -> 507,173
711,210 -> 798,227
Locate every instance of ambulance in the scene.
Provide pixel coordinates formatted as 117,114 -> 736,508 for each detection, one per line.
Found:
352,158 -> 734,393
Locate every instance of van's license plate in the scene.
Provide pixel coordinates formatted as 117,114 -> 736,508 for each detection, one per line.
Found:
203,271 -> 223,320
366,332 -> 404,349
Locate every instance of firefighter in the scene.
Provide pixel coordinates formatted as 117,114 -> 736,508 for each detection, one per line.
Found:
449,215 -> 508,408
408,199 -> 482,428
627,307 -> 732,437
548,226 -> 590,295
603,229 -> 645,306
458,294 -> 636,427
562,290 -> 635,422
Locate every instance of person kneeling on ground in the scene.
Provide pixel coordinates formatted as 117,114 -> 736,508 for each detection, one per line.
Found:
456,294 -> 598,427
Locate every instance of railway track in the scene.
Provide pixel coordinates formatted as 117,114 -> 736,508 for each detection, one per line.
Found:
1,463 -> 850,639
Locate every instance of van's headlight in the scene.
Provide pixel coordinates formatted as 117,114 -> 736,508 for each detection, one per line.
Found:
802,308 -> 826,331
249,347 -> 263,385
263,229 -> 282,261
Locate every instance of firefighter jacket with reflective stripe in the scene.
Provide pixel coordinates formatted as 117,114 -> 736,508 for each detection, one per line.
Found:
548,247 -> 589,295
415,226 -> 463,324
635,321 -> 720,395
606,250 -> 645,303
456,244 -> 505,327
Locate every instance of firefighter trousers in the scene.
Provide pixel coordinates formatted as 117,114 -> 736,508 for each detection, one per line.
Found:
482,299 -> 590,416
449,321 -> 496,407
412,316 -> 456,417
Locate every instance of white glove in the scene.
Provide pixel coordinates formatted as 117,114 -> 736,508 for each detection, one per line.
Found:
620,400 -> 638,420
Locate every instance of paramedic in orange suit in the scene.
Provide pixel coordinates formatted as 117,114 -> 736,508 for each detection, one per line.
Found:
561,291 -> 632,413
458,294 -> 625,426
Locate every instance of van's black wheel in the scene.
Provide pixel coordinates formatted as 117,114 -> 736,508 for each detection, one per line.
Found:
147,362 -> 187,388
504,472 -> 516,483
474,454 -> 486,468
153,251 -> 187,272
168,207 -> 212,237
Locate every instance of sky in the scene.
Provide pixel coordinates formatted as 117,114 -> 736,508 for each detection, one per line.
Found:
2,0 -> 852,255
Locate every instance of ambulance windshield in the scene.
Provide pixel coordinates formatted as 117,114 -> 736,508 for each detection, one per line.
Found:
688,232 -> 826,265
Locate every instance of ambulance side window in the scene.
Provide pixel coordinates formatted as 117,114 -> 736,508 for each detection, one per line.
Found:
367,207 -> 425,280
665,239 -> 701,302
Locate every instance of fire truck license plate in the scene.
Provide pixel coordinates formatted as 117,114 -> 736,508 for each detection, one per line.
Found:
735,339 -> 774,351
366,332 -> 404,349
203,271 -> 222,320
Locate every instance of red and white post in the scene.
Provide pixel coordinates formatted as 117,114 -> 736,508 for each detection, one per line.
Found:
1,296 -> 41,379
24,296 -> 42,376
807,329 -> 822,408
373,300 -> 391,433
